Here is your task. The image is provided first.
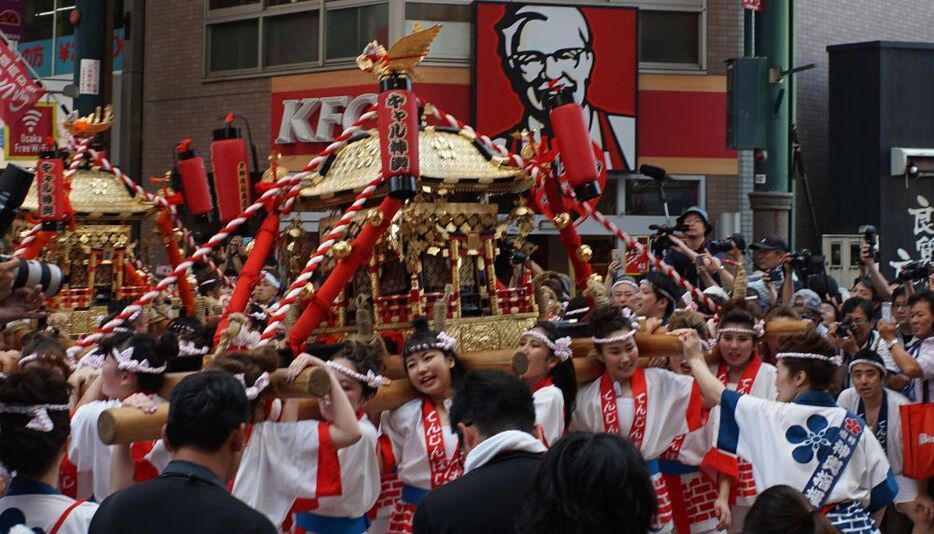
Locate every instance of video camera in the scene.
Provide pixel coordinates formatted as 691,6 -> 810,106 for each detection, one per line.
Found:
896,260 -> 934,283
790,248 -> 826,276
708,233 -> 747,255
649,223 -> 688,257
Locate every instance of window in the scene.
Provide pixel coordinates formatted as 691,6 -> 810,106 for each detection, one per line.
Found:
326,4 -> 388,60
265,11 -> 319,66
21,0 -> 124,78
639,10 -> 701,68
209,19 -> 259,72
405,2 -> 471,60
624,176 -> 701,216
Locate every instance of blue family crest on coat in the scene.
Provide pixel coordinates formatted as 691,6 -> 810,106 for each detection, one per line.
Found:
785,414 -> 842,464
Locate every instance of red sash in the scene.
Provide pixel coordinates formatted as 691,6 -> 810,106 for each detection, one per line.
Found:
716,354 -> 762,395
599,369 -> 648,450
533,377 -> 554,393
421,398 -> 463,488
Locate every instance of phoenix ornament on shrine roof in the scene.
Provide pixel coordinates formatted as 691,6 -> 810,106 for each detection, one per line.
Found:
356,24 -> 442,79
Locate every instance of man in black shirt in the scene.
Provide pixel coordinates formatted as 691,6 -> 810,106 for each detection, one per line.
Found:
89,372 -> 276,534
664,206 -> 721,289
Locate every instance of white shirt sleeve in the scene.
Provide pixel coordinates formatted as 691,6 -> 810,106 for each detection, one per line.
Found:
533,386 -> 565,446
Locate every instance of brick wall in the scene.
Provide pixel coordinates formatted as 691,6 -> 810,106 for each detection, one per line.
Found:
707,0 -> 742,75
795,0 -> 934,248
142,1 -> 270,183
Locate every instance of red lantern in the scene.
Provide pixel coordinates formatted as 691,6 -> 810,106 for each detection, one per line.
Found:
36,151 -> 66,227
211,115 -> 251,222
175,138 -> 215,223
547,88 -> 602,202
377,75 -> 420,199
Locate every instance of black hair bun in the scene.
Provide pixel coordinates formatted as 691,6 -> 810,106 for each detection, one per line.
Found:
411,316 -> 431,333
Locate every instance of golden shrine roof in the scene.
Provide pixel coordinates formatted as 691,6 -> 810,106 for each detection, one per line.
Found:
299,127 -> 530,207
22,167 -> 154,217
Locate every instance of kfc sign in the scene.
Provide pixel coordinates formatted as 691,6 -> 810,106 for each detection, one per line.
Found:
271,68 -> 470,158
474,3 -> 638,171
275,93 -> 377,144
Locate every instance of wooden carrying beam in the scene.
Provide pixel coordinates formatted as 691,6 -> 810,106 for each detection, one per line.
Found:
98,367 -> 331,445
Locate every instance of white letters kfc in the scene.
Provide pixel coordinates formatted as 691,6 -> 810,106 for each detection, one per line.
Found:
275,93 -> 378,144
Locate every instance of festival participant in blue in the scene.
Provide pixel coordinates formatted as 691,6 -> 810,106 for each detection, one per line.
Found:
837,349 -> 934,531
677,328 -> 897,534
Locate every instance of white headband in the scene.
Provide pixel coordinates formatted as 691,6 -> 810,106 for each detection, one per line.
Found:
199,278 -> 217,287
718,320 -> 765,338
848,358 -> 888,375
621,307 -> 640,330
111,346 -> 167,374
593,329 -> 637,346
612,279 -> 638,291
260,271 -> 281,290
406,331 -> 458,355
178,340 -> 209,357
325,360 -> 390,389
0,402 -> 70,432
18,352 -> 76,371
775,352 -> 842,367
521,331 -> 573,362
235,372 -> 271,401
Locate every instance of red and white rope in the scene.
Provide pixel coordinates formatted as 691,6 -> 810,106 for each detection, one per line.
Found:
254,107 -> 380,343
66,171 -> 307,357
89,148 -> 231,288
12,138 -> 91,257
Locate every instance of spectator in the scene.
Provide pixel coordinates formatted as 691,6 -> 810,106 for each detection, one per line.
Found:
820,300 -> 841,328
829,297 -> 898,388
635,271 -> 681,325
887,290 -> 934,402
792,289 -> 828,336
89,371 -> 277,534
852,276 -> 883,316
413,371 -> 546,534
664,206 -> 722,290
609,276 -> 639,310
0,368 -> 98,532
749,235 -> 797,306
892,286 -> 913,346
743,485 -> 839,534
515,432 -> 656,534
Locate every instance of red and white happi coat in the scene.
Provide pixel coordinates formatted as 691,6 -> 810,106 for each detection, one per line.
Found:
572,367 -> 703,534
378,396 -> 463,534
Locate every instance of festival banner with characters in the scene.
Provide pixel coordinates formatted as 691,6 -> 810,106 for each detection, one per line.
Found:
473,2 -> 638,172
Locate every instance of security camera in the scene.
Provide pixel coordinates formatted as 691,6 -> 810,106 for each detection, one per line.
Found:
891,147 -> 934,177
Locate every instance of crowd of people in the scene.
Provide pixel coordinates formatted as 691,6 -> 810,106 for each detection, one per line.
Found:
0,204 -> 931,534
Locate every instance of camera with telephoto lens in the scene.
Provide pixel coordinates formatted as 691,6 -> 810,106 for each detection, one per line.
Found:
790,248 -> 826,276
896,260 -> 934,283
708,233 -> 747,255
509,249 -> 528,265
0,165 -> 66,297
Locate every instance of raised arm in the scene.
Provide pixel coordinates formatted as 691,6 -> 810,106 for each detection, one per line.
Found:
671,328 -> 725,406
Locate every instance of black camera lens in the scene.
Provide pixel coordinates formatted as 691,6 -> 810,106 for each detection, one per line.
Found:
0,165 -> 35,237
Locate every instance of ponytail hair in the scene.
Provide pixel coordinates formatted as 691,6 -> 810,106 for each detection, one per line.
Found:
743,485 -> 840,534
210,347 -> 280,418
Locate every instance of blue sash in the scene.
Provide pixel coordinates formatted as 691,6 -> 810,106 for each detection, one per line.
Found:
295,513 -> 369,534
801,413 -> 865,509
401,484 -> 429,505
857,391 -> 887,453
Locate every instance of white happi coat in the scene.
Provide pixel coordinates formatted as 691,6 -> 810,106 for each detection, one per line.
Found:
314,416 -> 381,519
380,397 -> 460,491
570,368 -> 702,460
0,478 -> 98,534
232,420 -> 342,529
837,387 -> 917,504
716,390 -> 897,533
532,384 -> 565,447
68,399 -> 122,501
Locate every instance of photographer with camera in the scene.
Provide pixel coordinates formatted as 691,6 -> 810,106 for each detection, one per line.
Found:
856,225 -> 893,307
662,206 -> 726,291
747,235 -> 798,309
829,297 -> 899,390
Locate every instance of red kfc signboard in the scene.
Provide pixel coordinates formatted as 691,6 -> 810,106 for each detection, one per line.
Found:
271,67 -> 470,159
474,3 -> 638,172
4,101 -> 54,160
625,237 -> 650,275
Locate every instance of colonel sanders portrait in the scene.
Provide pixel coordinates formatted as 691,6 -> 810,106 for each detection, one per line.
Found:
492,5 -> 636,171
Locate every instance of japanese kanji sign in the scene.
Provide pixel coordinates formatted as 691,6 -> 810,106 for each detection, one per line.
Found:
0,35 -> 45,127
377,88 -> 420,179
742,0 -> 764,12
